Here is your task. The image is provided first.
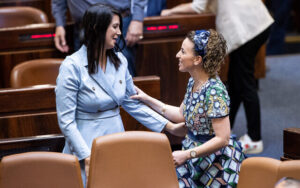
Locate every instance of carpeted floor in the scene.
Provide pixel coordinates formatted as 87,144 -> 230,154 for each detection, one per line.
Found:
231,53 -> 300,159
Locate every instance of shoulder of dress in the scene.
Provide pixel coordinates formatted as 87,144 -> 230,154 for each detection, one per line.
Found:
64,50 -> 88,67
115,52 -> 128,65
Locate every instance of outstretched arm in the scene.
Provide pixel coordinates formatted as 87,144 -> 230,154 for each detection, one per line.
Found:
161,0 -> 209,16
161,3 -> 195,16
130,86 -> 185,123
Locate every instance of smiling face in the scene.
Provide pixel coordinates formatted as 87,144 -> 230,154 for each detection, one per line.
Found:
105,14 -> 121,50
176,38 -> 198,73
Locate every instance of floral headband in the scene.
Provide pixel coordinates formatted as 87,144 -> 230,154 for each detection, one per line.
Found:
194,30 -> 210,57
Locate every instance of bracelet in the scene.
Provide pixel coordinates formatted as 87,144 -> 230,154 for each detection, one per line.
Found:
161,103 -> 167,115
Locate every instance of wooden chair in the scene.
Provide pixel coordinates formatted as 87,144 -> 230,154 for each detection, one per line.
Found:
283,127 -> 300,160
237,157 -> 300,188
0,151 -> 83,188
0,6 -> 48,28
87,131 -> 179,188
10,58 -> 63,88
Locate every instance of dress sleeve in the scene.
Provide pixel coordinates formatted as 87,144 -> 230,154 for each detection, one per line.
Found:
55,59 -> 90,160
121,69 -> 168,132
205,83 -> 230,119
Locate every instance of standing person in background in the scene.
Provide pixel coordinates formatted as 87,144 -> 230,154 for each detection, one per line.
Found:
55,4 -> 185,187
266,0 -> 292,55
51,0 -> 146,76
161,0 -> 274,154
131,29 -> 246,187
145,0 -> 166,17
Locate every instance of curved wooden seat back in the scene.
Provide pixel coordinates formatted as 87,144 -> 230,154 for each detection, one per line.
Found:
0,152 -> 83,188
0,6 -> 48,28
10,58 -> 63,88
237,157 -> 300,188
88,131 -> 179,188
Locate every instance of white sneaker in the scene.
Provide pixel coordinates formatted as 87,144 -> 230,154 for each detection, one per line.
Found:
239,134 -> 263,154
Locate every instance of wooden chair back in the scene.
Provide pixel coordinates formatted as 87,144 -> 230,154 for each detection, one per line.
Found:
0,152 -> 83,188
88,131 -> 178,188
10,58 -> 63,88
0,6 -> 48,28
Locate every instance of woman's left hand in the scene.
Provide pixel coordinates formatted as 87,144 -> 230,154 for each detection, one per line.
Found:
130,86 -> 149,102
172,150 -> 189,167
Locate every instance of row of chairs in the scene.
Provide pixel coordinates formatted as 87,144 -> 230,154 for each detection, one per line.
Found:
0,131 -> 178,188
2,131 -> 300,188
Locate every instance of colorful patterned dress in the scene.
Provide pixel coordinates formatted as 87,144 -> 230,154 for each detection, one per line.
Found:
176,77 -> 245,188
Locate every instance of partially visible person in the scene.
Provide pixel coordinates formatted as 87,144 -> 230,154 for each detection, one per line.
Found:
161,0 -> 274,154
145,0 -> 166,17
275,177 -> 300,188
55,4 -> 184,187
131,29 -> 246,187
51,0 -> 146,76
266,0 -> 292,55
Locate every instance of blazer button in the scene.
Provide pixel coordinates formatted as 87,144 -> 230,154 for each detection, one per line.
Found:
92,87 -> 95,91
119,80 -> 122,84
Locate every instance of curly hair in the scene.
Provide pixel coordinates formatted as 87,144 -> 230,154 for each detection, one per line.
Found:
187,29 -> 227,77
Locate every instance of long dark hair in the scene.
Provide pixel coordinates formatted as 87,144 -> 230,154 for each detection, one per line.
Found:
81,3 -> 125,74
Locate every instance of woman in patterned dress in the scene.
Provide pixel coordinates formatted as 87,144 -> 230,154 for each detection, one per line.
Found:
131,29 -> 246,188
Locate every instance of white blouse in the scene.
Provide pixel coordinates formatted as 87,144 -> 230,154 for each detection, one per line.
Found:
191,0 -> 274,53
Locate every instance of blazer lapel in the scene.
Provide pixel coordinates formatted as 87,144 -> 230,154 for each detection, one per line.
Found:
90,67 -> 120,106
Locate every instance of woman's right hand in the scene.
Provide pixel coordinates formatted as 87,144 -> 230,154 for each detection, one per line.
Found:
172,150 -> 189,167
130,86 -> 149,102
161,9 -> 173,16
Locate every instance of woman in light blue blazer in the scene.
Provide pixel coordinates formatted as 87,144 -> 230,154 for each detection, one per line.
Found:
55,4 -> 186,186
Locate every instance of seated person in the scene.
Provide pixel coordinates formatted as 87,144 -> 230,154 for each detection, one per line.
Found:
131,29 -> 246,187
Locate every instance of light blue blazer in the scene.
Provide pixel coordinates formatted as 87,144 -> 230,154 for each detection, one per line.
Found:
55,45 -> 168,161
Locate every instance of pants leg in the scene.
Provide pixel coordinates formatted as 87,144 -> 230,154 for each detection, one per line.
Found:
228,53 -> 243,128
121,16 -> 137,76
266,0 -> 292,55
228,27 -> 271,141
73,22 -> 82,52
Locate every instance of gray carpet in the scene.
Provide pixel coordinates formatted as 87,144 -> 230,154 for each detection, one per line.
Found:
231,54 -> 300,159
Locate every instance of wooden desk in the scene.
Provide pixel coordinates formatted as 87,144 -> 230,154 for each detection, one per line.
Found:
283,127 -> 300,160
0,76 -> 161,158
0,23 -> 73,88
0,14 -> 266,102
